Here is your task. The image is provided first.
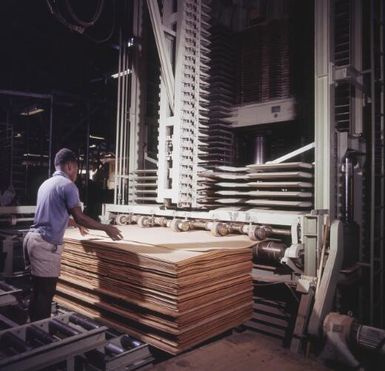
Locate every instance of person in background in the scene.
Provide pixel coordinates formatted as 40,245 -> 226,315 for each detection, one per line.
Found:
23,148 -> 123,321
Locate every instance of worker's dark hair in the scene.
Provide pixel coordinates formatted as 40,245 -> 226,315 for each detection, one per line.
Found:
54,148 -> 78,167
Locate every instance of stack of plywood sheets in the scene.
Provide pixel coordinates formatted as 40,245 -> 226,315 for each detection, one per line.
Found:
55,226 -> 253,354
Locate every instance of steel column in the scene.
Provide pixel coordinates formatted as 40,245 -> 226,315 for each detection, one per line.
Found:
314,0 -> 336,218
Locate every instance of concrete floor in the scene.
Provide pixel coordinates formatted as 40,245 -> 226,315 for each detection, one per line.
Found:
149,330 -> 329,371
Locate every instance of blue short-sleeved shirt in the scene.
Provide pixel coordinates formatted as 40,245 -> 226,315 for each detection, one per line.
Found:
31,170 -> 81,245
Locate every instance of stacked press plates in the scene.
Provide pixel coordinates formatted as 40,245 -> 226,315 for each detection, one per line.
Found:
246,162 -> 313,209
175,0 -> 214,206
197,162 -> 313,211
198,166 -> 249,207
196,23 -> 236,207
201,25 -> 235,168
56,226 -> 253,354
267,19 -> 290,100
128,170 -> 158,204
237,18 -> 291,103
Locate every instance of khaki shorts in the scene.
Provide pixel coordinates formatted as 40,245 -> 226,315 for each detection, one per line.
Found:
23,231 -> 64,277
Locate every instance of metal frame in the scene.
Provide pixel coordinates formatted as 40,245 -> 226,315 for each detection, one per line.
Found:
308,220 -> 344,336
0,89 -> 54,177
103,203 -> 305,227
148,0 -> 212,207
0,206 -> 35,225
0,313 -> 107,371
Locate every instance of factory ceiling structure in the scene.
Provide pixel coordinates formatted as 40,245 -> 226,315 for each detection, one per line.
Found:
0,0 -> 385,370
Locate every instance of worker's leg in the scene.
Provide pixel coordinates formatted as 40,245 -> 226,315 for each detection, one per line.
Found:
29,275 -> 58,321
24,232 -> 63,322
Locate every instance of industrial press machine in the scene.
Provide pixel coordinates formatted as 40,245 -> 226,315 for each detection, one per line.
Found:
0,0 -> 384,367
100,0 -> 385,359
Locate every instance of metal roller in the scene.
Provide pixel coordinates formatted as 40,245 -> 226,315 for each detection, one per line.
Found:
137,216 -> 152,228
154,217 -> 169,227
105,342 -> 124,356
170,219 -> 183,232
191,220 -> 208,230
210,222 -> 229,237
248,225 -> 273,241
49,319 -> 81,337
69,313 -> 100,331
26,325 -> 56,347
115,214 -> 129,225
252,240 -> 287,265
120,334 -> 142,349
170,219 -> 195,232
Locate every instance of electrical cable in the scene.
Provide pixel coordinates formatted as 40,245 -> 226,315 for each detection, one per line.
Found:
83,0 -> 116,44
46,0 -> 85,34
65,0 -> 104,27
46,0 -> 114,43
284,283 -> 300,303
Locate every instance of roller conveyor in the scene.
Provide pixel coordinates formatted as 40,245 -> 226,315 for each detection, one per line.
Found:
0,312 -> 106,371
0,311 -> 153,371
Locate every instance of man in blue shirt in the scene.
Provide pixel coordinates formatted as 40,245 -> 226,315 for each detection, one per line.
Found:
24,148 -> 123,321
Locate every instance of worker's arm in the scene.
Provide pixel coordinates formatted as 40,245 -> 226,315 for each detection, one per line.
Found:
68,217 -> 89,236
69,206 -> 123,240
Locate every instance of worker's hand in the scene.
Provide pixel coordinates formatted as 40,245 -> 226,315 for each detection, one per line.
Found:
78,225 -> 89,236
104,225 -> 123,241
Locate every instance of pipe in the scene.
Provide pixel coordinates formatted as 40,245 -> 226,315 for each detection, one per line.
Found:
0,217 -> 34,223
271,228 -> 292,236
85,101 -> 90,208
121,39 -> 128,204
254,136 -> 265,164
342,151 -> 356,223
48,95 -> 54,177
114,30 -> 123,204
0,89 -> 52,100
